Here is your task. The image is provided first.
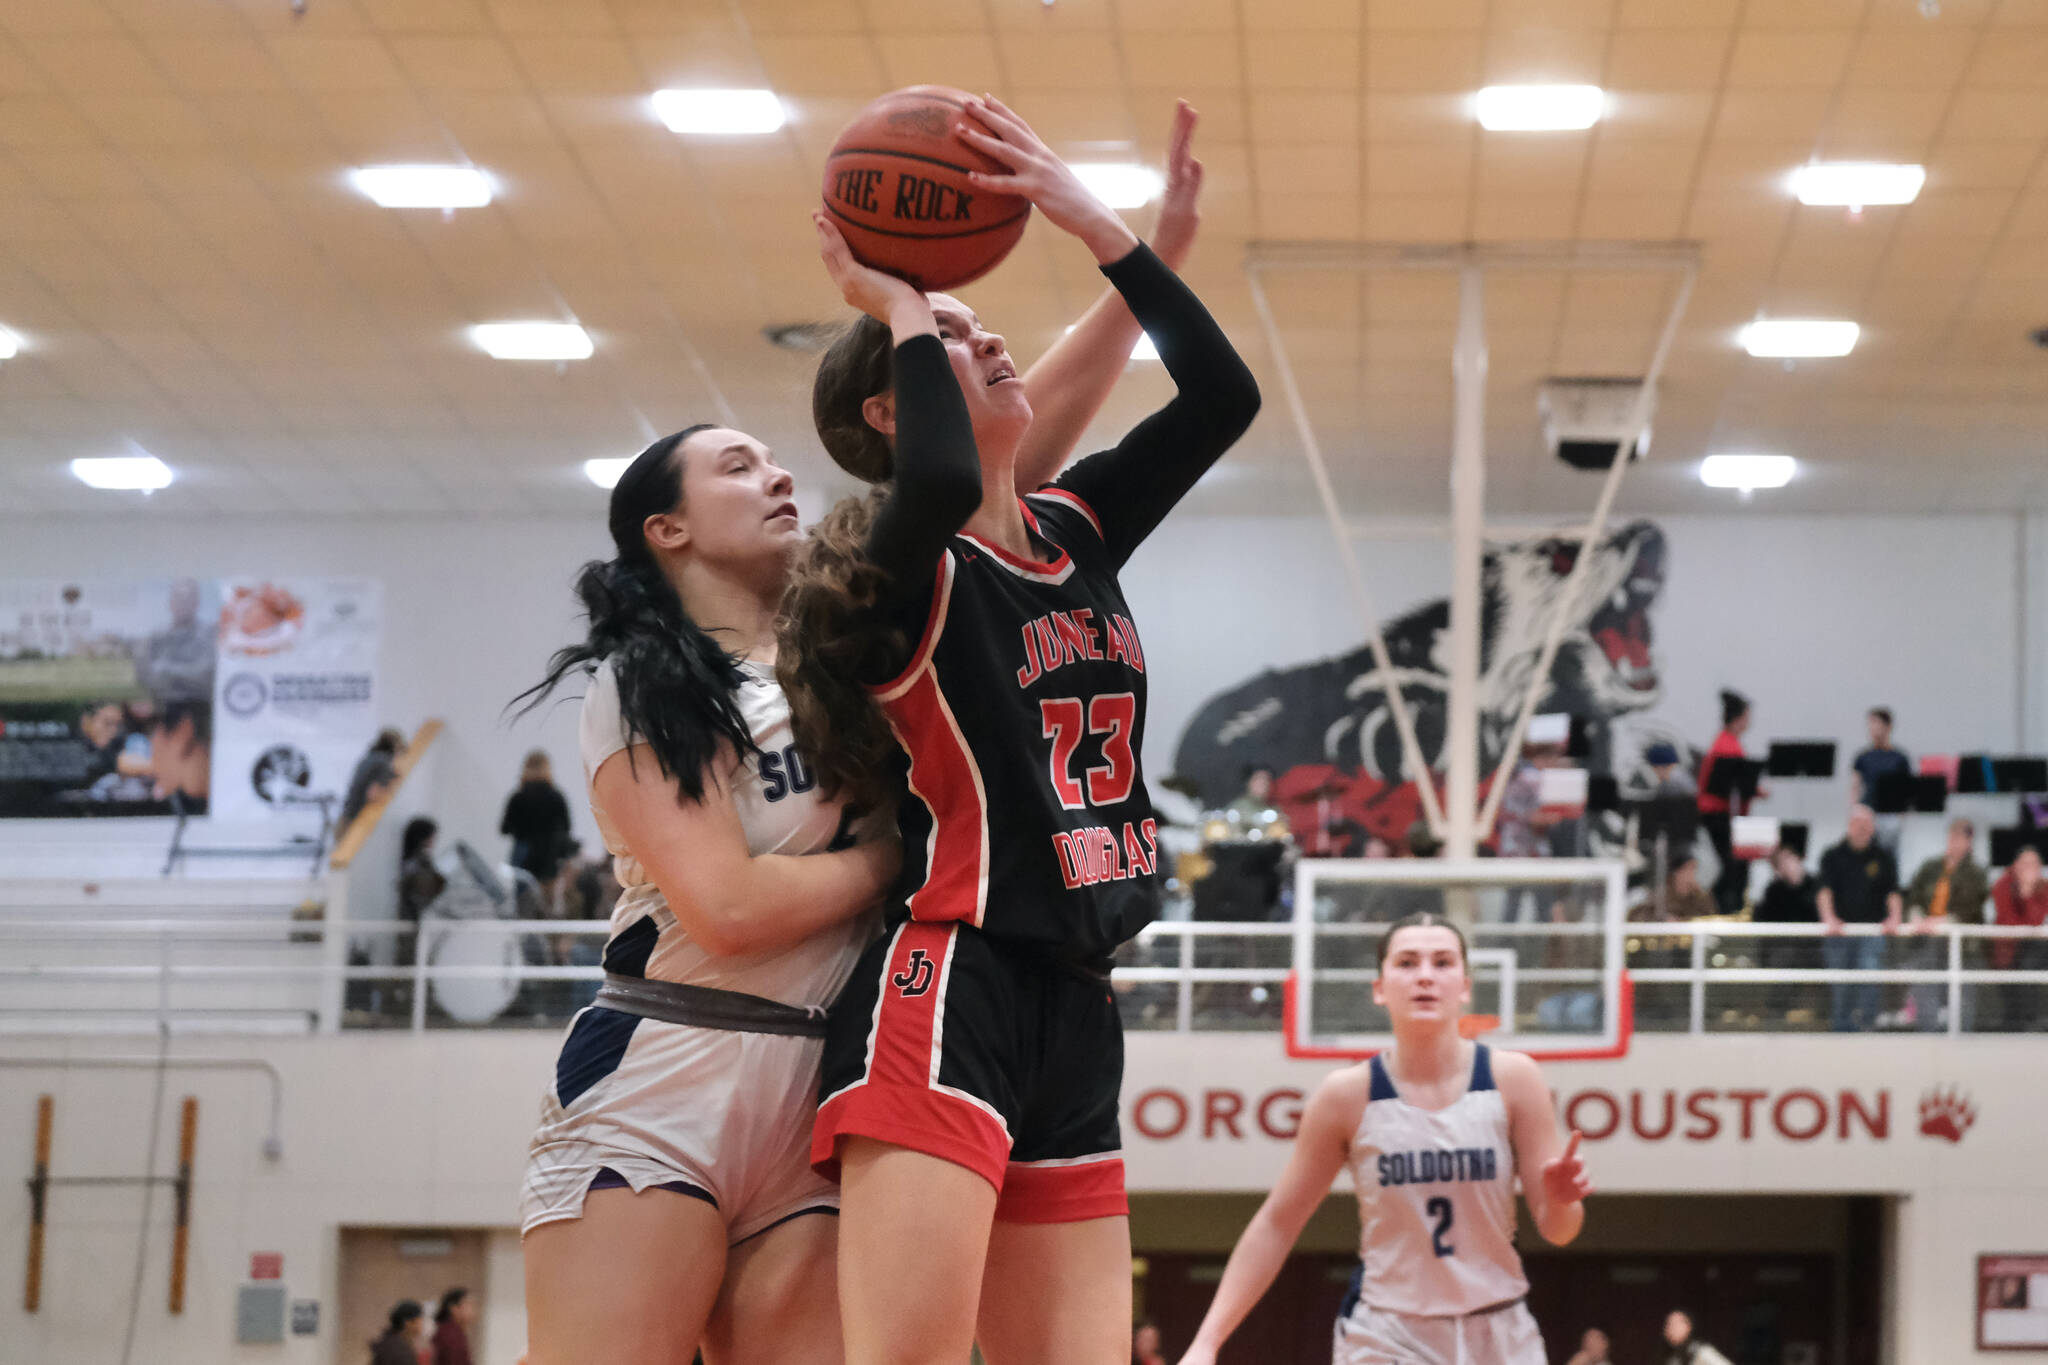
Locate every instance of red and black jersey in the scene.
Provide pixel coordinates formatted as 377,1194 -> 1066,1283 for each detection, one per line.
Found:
842,243 -> 1260,962
872,487 -> 1161,958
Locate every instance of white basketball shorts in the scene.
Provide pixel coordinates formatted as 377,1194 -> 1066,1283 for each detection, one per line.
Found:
1333,1298 -> 1547,1365
520,1004 -> 836,1244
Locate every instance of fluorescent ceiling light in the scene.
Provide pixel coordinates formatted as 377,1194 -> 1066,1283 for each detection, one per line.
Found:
0,326 -> 18,359
471,322 -> 593,361
1474,84 -> 1604,132
1700,454 -> 1795,491
583,458 -> 630,489
1072,162 -> 1164,210
1066,324 -> 1159,361
652,88 -> 786,135
1740,319 -> 1859,358
349,164 -> 493,209
72,455 -> 173,491
1790,161 -> 1924,208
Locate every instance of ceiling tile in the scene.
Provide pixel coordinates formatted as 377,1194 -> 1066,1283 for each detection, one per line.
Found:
1244,32 -> 1361,90
391,37 -> 529,91
1606,30 -> 1732,88
1365,33 -> 1483,91
1845,28 -> 1978,87
1724,28 -> 1856,88
1123,33 -> 1243,88
996,32 -> 1123,89
873,34 -> 1004,92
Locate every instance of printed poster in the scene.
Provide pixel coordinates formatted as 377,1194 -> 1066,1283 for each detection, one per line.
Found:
209,579 -> 382,823
0,579 -> 219,817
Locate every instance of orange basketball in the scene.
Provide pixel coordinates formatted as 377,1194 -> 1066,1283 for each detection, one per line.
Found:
821,85 -> 1031,292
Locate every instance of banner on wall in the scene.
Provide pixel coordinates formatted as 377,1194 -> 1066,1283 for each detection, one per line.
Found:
1121,1034 -> 2037,1197
209,579 -> 382,823
0,579 -> 220,817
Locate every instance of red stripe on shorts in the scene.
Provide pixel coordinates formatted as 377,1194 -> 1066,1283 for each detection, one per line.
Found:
812,924 -> 1011,1190
997,1153 -> 1129,1224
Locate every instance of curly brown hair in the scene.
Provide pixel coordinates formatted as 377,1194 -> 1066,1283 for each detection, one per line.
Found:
777,315 -> 907,807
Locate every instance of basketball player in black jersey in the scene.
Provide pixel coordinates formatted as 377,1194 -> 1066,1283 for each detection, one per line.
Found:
780,97 -> 1259,1365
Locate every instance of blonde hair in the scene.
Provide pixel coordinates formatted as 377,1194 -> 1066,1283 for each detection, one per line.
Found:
521,750 -> 552,783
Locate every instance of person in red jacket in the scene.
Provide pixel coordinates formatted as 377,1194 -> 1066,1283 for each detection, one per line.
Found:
1987,846 -> 2048,1031
1697,690 -> 1759,915
431,1288 -> 476,1365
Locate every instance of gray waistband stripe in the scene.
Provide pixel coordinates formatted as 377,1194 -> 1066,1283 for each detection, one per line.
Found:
595,974 -> 829,1038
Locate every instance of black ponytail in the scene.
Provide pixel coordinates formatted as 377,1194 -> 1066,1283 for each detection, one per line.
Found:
512,425 -> 760,803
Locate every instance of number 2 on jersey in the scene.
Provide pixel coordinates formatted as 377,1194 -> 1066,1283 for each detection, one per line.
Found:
1425,1196 -> 1455,1257
1039,693 -> 1136,810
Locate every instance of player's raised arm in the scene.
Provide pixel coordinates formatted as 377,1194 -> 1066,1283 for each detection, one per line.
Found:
1012,100 -> 1205,493
1495,1050 -> 1591,1246
1176,1068 -> 1367,1365
811,212 -> 984,588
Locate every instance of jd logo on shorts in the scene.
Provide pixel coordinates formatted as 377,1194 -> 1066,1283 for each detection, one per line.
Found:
891,949 -> 935,997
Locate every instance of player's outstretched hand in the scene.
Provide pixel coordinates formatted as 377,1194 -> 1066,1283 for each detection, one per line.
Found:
813,211 -> 927,327
958,93 -> 1138,264
1151,99 -> 1204,271
1541,1130 -> 1593,1207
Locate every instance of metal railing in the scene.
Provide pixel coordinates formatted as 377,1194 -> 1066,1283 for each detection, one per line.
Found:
1,915 -> 2044,1037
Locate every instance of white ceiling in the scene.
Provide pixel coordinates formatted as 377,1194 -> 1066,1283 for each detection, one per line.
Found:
0,0 -> 2044,521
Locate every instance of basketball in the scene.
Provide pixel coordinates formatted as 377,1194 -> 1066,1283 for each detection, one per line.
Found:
821,85 -> 1031,291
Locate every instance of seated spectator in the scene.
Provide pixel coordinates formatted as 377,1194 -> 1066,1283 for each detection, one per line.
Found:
1754,845 -> 1822,1020
396,817 -> 445,967
1903,818 -> 1989,1031
1661,853 -> 1716,921
1661,1309 -> 1733,1365
1852,706 -> 1911,851
1565,1327 -> 1612,1365
1817,806 -> 1902,1033
1225,763 -> 1278,821
1987,844 -> 2048,1032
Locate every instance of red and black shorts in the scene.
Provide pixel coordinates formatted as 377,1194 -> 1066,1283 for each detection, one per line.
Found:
811,921 -> 1127,1224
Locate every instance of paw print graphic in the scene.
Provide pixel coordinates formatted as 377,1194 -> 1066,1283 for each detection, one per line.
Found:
1919,1087 -> 1975,1144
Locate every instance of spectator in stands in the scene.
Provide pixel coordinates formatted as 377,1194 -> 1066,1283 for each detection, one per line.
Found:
1698,690 -> 1759,915
340,728 -> 406,832
1852,706 -> 1911,851
1988,844 -> 2048,1032
397,818 -> 444,965
370,1300 -> 427,1365
1754,845 -> 1822,1021
1565,1327 -> 1612,1365
1131,1318 -> 1166,1365
1661,1309 -> 1733,1365
1903,818 -> 1989,1031
1646,741 -> 1692,800
1653,852 -> 1715,922
431,1288 -> 476,1365
1817,805 -> 1903,1032
1226,763 -> 1277,821
501,749 -> 572,884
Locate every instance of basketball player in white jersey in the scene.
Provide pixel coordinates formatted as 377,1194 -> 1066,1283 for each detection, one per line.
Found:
513,105 -> 1210,1365
1176,911 -> 1592,1365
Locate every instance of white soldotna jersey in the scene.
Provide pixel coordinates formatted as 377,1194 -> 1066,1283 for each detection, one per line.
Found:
1344,1044 -> 1529,1317
580,657 -> 880,1009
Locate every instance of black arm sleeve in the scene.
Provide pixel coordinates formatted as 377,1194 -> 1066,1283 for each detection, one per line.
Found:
1053,243 -> 1261,567
858,333 -> 983,674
